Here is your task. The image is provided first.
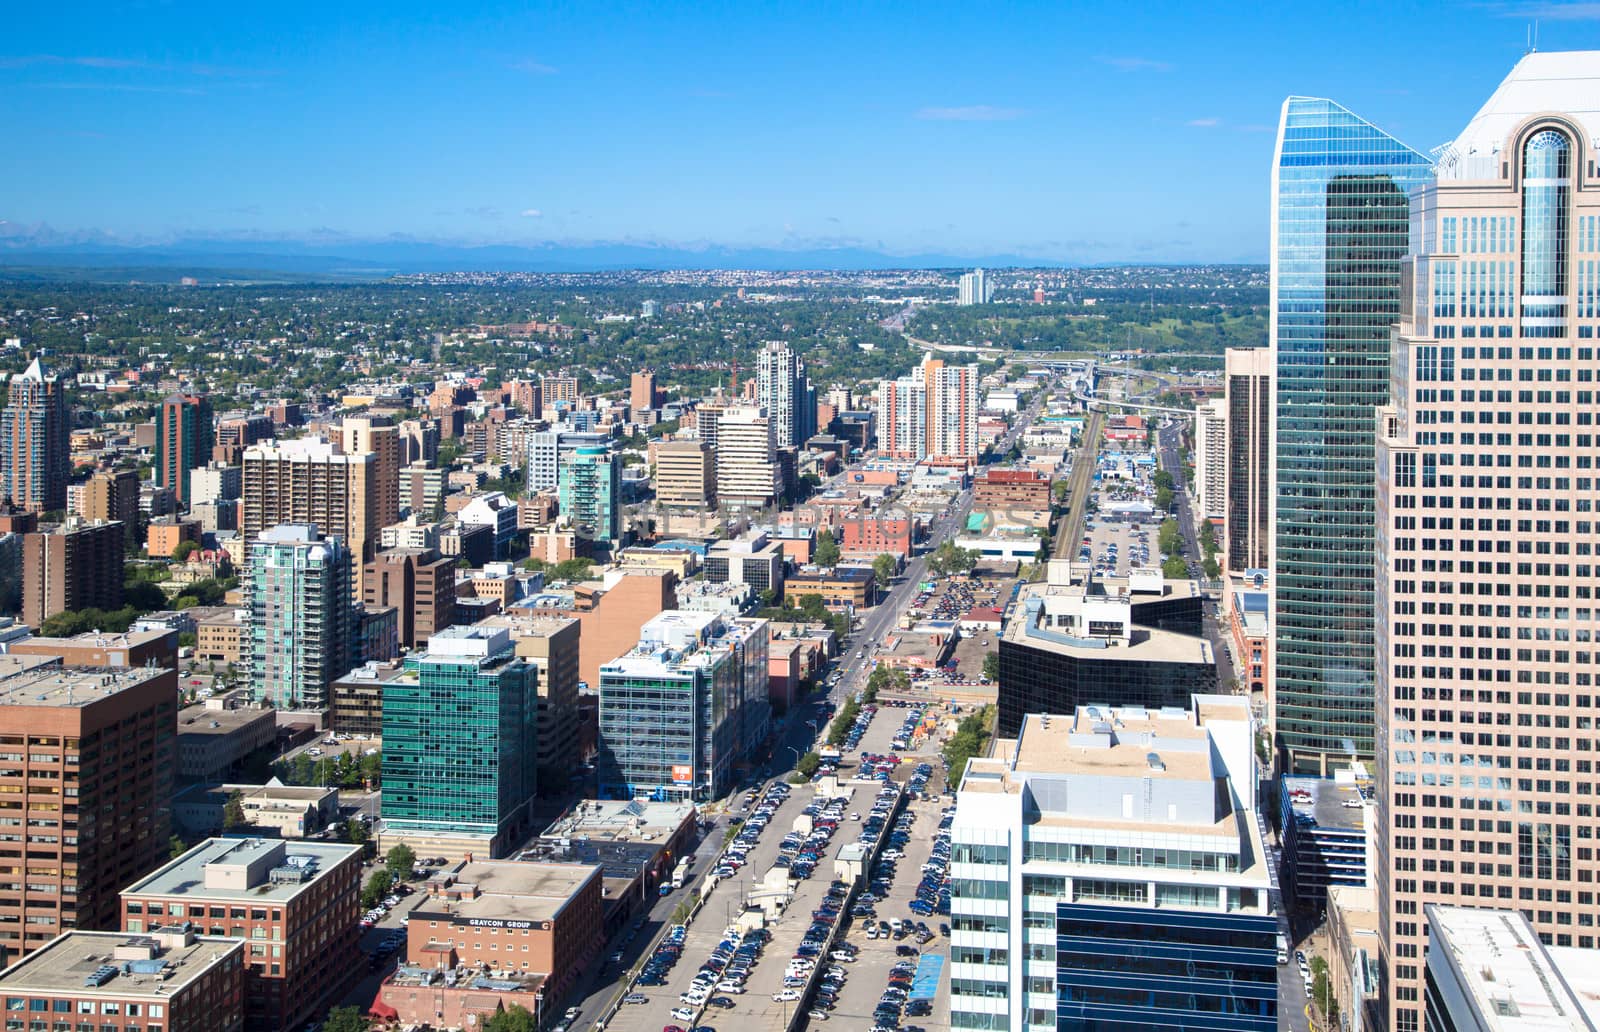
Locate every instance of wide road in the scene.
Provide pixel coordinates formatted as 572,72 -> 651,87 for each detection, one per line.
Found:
1155,419 -> 1238,691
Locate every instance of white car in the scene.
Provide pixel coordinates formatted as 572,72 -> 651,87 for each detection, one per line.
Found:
671,1007 -> 696,1023
773,989 -> 802,1002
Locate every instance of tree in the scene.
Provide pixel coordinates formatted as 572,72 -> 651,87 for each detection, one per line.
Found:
796,751 -> 821,778
1202,555 -> 1221,580
1052,479 -> 1071,505
928,540 -> 979,578
222,789 -> 246,830
1162,555 -> 1190,579
323,1007 -> 371,1032
360,868 -> 394,910
942,706 -> 994,791
168,835 -> 188,860
1158,517 -> 1183,557
385,843 -> 417,880
814,529 -> 841,568
872,553 -> 897,588
346,817 -> 370,844
796,593 -> 829,623
171,539 -> 200,562
482,1006 -> 539,1032
123,578 -> 169,613
982,652 -> 1000,683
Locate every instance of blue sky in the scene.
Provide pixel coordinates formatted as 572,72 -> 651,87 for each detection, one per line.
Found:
3,1 -> 1599,263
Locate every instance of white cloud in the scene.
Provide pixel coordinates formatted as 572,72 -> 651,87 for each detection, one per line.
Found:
1186,117 -> 1222,128
511,58 -> 558,75
915,105 -> 1023,122
520,209 -> 543,218
1096,56 -> 1173,72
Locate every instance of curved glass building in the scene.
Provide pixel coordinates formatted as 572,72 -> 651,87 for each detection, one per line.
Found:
1270,97 -> 1434,774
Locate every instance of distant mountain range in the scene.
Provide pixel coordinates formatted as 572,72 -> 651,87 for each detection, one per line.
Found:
0,228 -> 1085,279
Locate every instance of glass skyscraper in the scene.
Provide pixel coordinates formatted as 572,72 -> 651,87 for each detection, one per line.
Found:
1271,97 -> 1434,773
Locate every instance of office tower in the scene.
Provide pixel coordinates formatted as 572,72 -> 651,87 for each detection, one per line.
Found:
245,524 -> 356,711
0,660 -> 176,963
558,444 -> 620,544
1194,397 -> 1228,523
924,359 -> 980,461
212,411 -> 272,465
714,405 -> 780,508
597,611 -> 769,802
0,930 -> 245,1032
541,375 -> 580,410
20,517 -> 124,627
381,625 -> 540,858
1225,347 -> 1273,573
362,547 -> 457,649
0,356 -> 70,514
241,436 -> 377,588
631,369 -> 659,412
948,696 -> 1274,1032
655,439 -> 715,509
1374,53 -> 1600,1032
155,393 -> 214,506
957,267 -> 993,305
877,373 -> 928,459
756,341 -> 814,449
339,414 -> 401,530
483,614 -> 582,791
694,399 -> 727,451
1423,905 -> 1600,1032
1271,96 -> 1434,775
120,838 -> 362,1032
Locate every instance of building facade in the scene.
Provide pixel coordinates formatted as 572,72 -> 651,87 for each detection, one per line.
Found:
120,838 -> 362,1032
340,414 -> 402,531
1224,347 -> 1272,573
949,696 -> 1273,1032
1194,397 -> 1228,523
362,547 -> 457,649
0,661 -> 176,963
20,517 -> 125,627
156,393 -> 214,506
242,437 -> 377,592
756,341 -> 815,450
1373,52 -> 1600,1032
244,524 -> 356,711
381,625 -> 540,858
597,611 -> 769,802
1271,95 -> 1435,775
558,444 -> 620,545
714,405 -> 780,508
0,356 -> 70,514
654,439 -> 715,509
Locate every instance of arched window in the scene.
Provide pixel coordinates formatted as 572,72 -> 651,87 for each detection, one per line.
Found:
1520,129 -> 1572,337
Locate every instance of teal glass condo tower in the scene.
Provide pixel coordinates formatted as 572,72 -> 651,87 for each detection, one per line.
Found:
1272,97 -> 1434,773
380,624 -> 539,857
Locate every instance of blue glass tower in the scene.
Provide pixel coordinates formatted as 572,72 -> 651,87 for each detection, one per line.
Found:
1271,97 -> 1434,773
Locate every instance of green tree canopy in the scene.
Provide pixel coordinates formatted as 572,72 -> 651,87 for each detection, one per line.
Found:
872,553 -> 897,587
482,1005 -> 539,1032
222,790 -> 246,829
813,529 -> 841,567
385,843 -> 417,879
1162,555 -> 1190,579
323,1007 -> 371,1032
982,652 -> 1000,682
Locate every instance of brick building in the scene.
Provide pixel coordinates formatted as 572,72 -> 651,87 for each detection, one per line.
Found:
20,518 -> 124,627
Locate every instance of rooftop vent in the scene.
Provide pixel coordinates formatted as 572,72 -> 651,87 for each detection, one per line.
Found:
84,964 -> 118,988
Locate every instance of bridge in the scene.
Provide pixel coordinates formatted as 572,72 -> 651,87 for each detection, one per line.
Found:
1072,391 -> 1196,418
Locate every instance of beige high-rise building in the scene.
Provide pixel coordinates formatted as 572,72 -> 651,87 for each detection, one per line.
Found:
241,437 -> 377,593
714,404 -> 779,509
1194,396 -> 1227,523
340,414 -> 401,530
1224,347 -> 1272,573
655,439 -> 715,509
482,614 -> 581,792
1374,52 -> 1600,1032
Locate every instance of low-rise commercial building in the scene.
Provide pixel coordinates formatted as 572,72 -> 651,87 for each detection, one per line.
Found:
1279,773 -> 1371,906
9,626 -> 179,670
173,782 -> 339,839
195,607 -> 249,665
0,929 -> 246,1032
175,694 -> 278,783
1425,904 -> 1600,1032
785,565 -> 876,611
378,861 -> 604,1026
704,534 -> 785,600
120,838 -> 363,1032
329,660 -> 406,738
526,799 -> 697,932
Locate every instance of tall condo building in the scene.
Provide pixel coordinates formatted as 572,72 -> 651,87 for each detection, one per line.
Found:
714,405 -> 780,509
242,437 -> 377,592
20,517 -> 125,627
597,611 -> 769,802
0,356 -> 70,514
339,414 -> 401,531
948,696 -> 1274,1032
756,341 -> 815,449
155,393 -> 214,506
0,660 -> 176,964
1271,96 -> 1434,774
380,624 -> 540,859
1224,347 -> 1273,573
1194,397 -> 1228,524
957,267 -> 993,305
540,375 -> 580,410
245,524 -> 356,711
557,443 -> 620,545
876,359 -> 980,461
1373,51 -> 1600,1032
631,369 -> 659,412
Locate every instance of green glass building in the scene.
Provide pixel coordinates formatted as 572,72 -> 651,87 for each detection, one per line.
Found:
1271,97 -> 1434,773
558,444 -> 619,545
380,624 -> 539,857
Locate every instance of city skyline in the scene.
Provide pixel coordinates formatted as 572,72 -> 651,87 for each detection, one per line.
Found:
4,3 -> 1600,266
